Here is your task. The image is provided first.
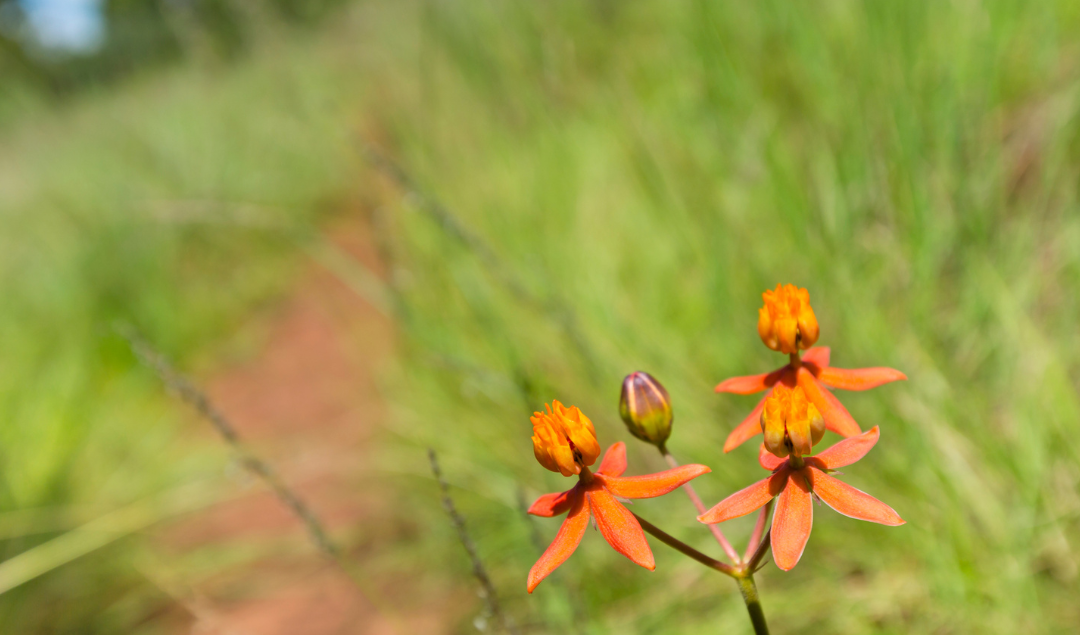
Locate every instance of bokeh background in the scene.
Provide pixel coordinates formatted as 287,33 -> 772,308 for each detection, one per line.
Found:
3,1 -> 1080,633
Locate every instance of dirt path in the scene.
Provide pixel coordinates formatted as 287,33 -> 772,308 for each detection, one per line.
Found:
152,215 -> 465,635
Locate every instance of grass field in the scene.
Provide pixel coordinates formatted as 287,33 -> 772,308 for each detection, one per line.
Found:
3,0 -> 1080,632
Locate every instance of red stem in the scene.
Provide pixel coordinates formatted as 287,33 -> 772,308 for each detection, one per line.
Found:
743,499 -> 773,562
746,530 -> 772,573
661,446 -> 742,564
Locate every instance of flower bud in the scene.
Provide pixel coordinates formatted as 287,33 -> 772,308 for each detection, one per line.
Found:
758,284 -> 819,354
619,372 -> 674,447
759,385 -> 824,458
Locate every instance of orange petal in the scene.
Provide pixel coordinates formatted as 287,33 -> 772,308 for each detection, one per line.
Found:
802,346 -> 830,367
598,464 -> 710,500
528,487 -> 577,517
527,491 -> 589,592
597,442 -> 627,477
587,488 -> 655,570
775,317 -> 799,354
797,367 -> 861,437
714,366 -> 787,395
811,426 -> 879,469
786,409 -> 813,457
758,444 -> 786,471
808,467 -> 904,526
723,393 -> 768,453
817,366 -> 907,391
771,470 -> 813,571
698,468 -> 788,524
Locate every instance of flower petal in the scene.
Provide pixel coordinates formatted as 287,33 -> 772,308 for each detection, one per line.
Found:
808,467 -> 904,526
698,468 -> 788,524
587,488 -> 655,570
811,426 -> 879,470
817,366 -> 907,391
528,487 -> 577,517
597,442 -> 627,477
527,491 -> 589,593
786,406 -> 813,457
723,393 -> 768,453
771,470 -> 813,571
758,443 -> 785,471
797,367 -> 861,438
801,346 -> 831,367
715,366 -> 787,395
598,464 -> 711,500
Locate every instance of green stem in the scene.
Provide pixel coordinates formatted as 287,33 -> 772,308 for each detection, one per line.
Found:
635,513 -> 772,634
737,575 -> 770,635
632,513 -> 738,577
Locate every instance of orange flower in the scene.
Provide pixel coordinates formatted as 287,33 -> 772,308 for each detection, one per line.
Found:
698,427 -> 904,570
527,429 -> 710,592
717,285 -> 905,452
532,400 -> 602,476
760,385 -> 825,458
757,284 -> 819,354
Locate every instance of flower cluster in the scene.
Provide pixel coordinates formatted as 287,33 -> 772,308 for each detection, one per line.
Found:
704,284 -> 905,570
523,283 -> 905,592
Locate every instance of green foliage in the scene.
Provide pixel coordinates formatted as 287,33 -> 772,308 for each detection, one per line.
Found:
370,1 -> 1080,632
3,0 -> 1080,633
0,0 -> 354,108
0,35 -> 359,632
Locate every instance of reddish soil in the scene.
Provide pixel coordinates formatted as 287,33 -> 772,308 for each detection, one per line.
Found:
153,215 -> 466,635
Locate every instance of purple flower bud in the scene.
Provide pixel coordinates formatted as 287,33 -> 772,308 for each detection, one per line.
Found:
619,372 -> 673,447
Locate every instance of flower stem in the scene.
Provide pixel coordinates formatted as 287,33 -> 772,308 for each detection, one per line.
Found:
631,513 -> 738,577
737,575 -> 770,635
743,500 -> 773,562
745,530 -> 771,573
659,446 -> 742,563
634,513 -> 772,635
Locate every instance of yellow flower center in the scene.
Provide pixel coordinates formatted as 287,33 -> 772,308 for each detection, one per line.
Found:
757,284 -> 820,355
760,385 -> 825,458
531,400 -> 601,477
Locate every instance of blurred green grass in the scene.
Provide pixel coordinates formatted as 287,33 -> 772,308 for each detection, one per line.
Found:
4,0 -> 1080,633
0,21 -> 364,631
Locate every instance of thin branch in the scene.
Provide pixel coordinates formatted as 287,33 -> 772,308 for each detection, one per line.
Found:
120,326 -> 335,551
746,530 -> 772,573
117,325 -> 402,632
744,499 -> 773,562
660,447 -> 742,564
359,141 -> 603,386
631,513 -> 738,577
428,450 -> 521,635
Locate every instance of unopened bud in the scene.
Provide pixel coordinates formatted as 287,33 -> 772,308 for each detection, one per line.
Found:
619,372 -> 674,447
